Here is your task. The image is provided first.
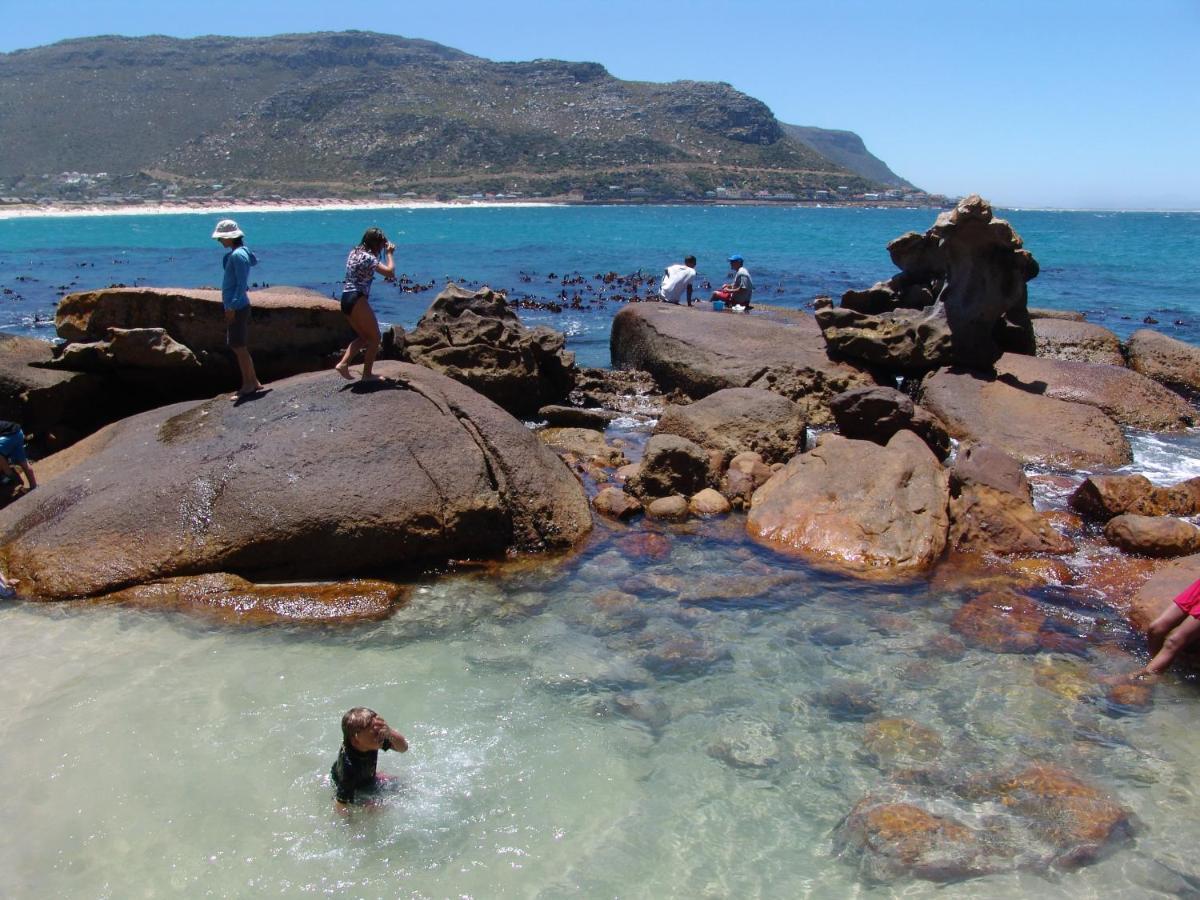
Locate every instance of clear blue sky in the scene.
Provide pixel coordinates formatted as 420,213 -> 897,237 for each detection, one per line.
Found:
2,0 -> 1197,209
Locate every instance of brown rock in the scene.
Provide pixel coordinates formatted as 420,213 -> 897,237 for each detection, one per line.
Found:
646,495 -> 689,521
689,488 -> 732,517
1106,679 -> 1154,710
537,404 -> 616,429
615,462 -> 641,482
1031,319 -> 1125,366
539,427 -> 627,467
951,591 -> 1046,653
815,304 -> 955,373
592,487 -> 642,520
50,327 -> 202,372
654,387 -> 806,464
918,367 -> 1131,468
951,443 -> 1031,502
985,764 -> 1132,868
626,433 -> 710,499
402,283 -> 575,414
101,573 -> 403,625
1105,514 -> 1200,557
834,798 -> 1005,883
995,353 -> 1194,431
609,303 -> 876,426
830,385 -> 951,460
862,718 -> 944,767
720,451 -> 773,508
1028,308 -> 1087,322
1070,475 -> 1155,520
948,484 -> 1075,556
747,431 -> 950,575
0,362 -> 591,601
617,531 -> 672,561
1128,552 -> 1200,632
1126,328 -> 1200,396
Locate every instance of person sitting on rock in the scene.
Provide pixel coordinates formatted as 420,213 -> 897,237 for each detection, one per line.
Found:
1138,577 -> 1200,676
0,419 -> 36,493
710,254 -> 754,310
659,255 -> 697,306
331,706 -> 409,806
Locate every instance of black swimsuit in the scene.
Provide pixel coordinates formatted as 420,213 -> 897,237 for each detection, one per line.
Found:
331,738 -> 392,803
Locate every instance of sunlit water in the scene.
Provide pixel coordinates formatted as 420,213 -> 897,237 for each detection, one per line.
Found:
4,504 -> 1200,898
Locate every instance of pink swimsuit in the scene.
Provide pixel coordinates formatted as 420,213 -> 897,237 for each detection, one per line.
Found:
1173,578 -> 1200,617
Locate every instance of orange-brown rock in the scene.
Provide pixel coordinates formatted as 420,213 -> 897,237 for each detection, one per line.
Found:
834,798 -> 1005,883
862,718 -> 943,767
617,531 -> 672,561
645,494 -> 689,521
689,488 -> 732,517
951,590 -> 1046,653
1070,474 -> 1200,521
948,484 -> 1074,556
100,573 -> 404,625
986,764 -> 1132,868
748,431 -> 949,576
540,427 -> 628,467
1128,552 -> 1200,632
1126,328 -> 1200,396
720,450 -> 773,509
592,487 -> 642,520
0,362 -> 591,602
1105,514 -> 1200,558
919,367 -> 1131,468
1105,679 -> 1154,711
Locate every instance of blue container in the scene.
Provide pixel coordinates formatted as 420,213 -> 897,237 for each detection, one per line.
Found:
712,300 -> 725,311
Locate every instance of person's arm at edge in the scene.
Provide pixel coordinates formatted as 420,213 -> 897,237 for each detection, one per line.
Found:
377,243 -> 397,280
383,726 -> 409,752
18,460 -> 35,489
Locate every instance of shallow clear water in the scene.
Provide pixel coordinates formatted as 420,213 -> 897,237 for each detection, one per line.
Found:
4,516 -> 1200,898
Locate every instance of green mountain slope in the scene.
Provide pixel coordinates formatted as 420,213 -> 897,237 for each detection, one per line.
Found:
0,32 -> 915,200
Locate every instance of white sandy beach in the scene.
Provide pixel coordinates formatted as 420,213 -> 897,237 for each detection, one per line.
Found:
0,198 -> 563,220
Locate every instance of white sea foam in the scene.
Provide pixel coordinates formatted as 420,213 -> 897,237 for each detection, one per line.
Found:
1122,429 -> 1200,484
0,199 -> 564,221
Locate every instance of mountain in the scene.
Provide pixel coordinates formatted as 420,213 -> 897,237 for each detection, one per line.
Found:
0,32 -> 918,201
781,124 -> 914,189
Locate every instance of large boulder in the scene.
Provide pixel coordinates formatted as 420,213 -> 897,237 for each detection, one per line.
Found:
747,431 -> 950,575
994,354 -> 1194,432
610,303 -> 876,426
55,286 -> 351,380
825,195 -> 1038,372
46,327 -> 201,372
654,387 -> 806,464
918,368 -> 1131,468
830,385 -> 950,459
402,283 -> 575,414
0,362 -> 591,601
1126,328 -> 1200,397
1070,474 -> 1200,521
1032,319 -> 1125,366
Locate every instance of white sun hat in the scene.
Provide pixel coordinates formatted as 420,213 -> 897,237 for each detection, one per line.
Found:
211,219 -> 244,240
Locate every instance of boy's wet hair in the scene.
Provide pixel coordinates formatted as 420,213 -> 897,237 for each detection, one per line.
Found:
684,255 -> 696,267
341,706 -> 378,742
360,227 -> 388,254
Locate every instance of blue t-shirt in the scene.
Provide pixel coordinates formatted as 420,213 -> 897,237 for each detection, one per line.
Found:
221,246 -> 257,310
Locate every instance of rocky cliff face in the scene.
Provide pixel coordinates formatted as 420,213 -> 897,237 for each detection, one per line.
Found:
0,31 -> 897,198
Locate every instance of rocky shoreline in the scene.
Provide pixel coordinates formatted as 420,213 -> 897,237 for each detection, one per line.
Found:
4,194 -> 1200,884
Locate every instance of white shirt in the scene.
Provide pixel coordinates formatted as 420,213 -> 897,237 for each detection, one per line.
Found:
660,264 -> 696,303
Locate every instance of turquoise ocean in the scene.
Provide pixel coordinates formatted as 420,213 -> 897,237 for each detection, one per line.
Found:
3,206 -> 1200,898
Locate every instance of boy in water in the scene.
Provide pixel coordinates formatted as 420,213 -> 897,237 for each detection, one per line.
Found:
331,707 -> 409,805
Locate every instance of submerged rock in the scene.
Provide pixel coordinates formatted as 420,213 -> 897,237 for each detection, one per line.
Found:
654,387 -> 807,464
101,573 -> 404,625
610,303 -> 875,426
592,487 -> 642,520
708,718 -> 786,769
918,367 -> 1131,468
748,432 -> 950,576
401,283 -> 575,414
951,591 -> 1046,653
0,362 -> 591,601
862,718 -> 944,768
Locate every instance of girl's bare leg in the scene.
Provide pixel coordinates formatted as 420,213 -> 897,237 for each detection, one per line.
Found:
336,336 -> 364,378
1144,614 -> 1200,675
347,300 -> 382,380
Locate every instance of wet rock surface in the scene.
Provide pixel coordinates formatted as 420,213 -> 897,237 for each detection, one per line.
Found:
0,362 -> 591,601
919,367 -> 1131,468
1105,514 -> 1200,558
994,353 -> 1194,432
654,387 -> 806,464
592,487 -> 642,520
626,433 -> 710,499
401,283 -> 576,415
1071,473 -> 1200,521
951,591 -> 1046,653
748,431 -> 950,575
610,303 -> 876,426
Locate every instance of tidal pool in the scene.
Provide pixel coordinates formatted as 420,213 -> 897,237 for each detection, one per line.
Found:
3,519 -> 1200,899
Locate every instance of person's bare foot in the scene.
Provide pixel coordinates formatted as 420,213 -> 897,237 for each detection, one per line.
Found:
335,364 -> 353,380
360,373 -> 383,382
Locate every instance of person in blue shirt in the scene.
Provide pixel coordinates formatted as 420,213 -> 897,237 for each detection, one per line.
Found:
212,219 -> 266,399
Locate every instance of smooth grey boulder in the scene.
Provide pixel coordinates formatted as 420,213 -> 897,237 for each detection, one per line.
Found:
0,362 -> 591,601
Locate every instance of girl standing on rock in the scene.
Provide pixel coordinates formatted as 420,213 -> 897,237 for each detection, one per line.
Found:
335,227 -> 396,382
212,218 -> 266,399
